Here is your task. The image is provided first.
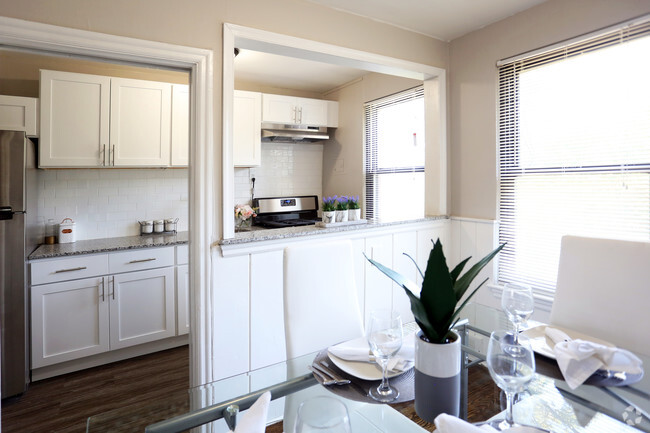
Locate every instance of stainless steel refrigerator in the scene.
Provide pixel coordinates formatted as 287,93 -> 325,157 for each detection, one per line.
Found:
1,130 -> 39,399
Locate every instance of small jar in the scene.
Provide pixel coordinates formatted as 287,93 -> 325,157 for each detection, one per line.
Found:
164,218 -> 177,232
153,220 -> 164,233
141,220 -> 153,234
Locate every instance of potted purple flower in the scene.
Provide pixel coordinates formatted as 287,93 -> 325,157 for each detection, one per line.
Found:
335,195 -> 349,222
347,195 -> 361,221
322,196 -> 337,223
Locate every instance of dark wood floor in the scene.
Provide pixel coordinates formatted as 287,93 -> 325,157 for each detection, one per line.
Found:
2,346 -> 500,433
1,346 -> 190,433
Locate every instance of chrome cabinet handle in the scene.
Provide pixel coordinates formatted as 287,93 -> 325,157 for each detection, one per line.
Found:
101,144 -> 106,166
109,276 -> 115,300
112,144 -> 115,166
100,278 -> 105,302
298,106 -> 303,124
128,258 -> 156,264
54,266 -> 87,273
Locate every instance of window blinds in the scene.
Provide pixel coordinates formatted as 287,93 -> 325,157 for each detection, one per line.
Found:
364,86 -> 425,222
498,20 -> 650,295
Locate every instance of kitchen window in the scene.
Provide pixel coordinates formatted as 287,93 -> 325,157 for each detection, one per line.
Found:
364,86 -> 425,222
497,19 -> 650,297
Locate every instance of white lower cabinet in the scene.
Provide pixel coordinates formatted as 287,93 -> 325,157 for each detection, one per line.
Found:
30,245 -> 186,371
176,264 -> 189,336
31,276 -> 109,368
109,267 -> 176,350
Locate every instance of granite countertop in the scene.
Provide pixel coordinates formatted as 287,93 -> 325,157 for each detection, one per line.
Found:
29,231 -> 189,260
220,216 -> 448,246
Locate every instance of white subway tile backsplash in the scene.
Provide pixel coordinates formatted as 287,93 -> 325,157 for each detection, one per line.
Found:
36,169 -> 188,241
233,143 -> 323,210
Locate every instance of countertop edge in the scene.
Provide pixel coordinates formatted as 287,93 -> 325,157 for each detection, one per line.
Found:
219,216 -> 448,246
29,232 -> 189,260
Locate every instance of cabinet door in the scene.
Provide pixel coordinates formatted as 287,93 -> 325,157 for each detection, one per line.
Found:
234,90 -> 262,167
171,84 -> 189,167
109,267 -> 175,349
39,70 -> 110,167
261,93 -> 296,124
110,78 -> 172,167
0,95 -> 39,137
176,264 -> 190,335
31,277 -> 109,368
296,97 -> 328,127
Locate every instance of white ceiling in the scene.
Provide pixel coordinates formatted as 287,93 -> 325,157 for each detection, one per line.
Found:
305,0 -> 548,41
234,0 -> 548,93
234,49 -> 368,94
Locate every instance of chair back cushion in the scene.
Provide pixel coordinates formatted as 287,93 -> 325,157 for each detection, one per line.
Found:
550,235 -> 650,356
284,240 -> 364,359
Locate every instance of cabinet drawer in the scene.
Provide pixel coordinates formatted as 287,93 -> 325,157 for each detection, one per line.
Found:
109,247 -> 174,274
31,254 -> 108,286
176,245 -> 189,265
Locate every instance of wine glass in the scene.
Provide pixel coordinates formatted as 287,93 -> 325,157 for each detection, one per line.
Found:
366,310 -> 403,402
295,396 -> 351,433
501,282 -> 534,346
485,330 -> 536,431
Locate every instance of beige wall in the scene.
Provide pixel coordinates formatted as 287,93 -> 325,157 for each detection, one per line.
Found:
0,0 -> 448,227
322,73 -> 422,212
0,51 -> 189,97
449,0 -> 650,220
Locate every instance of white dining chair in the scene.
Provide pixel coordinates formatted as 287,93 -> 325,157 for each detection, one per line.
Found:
283,240 -> 366,433
550,235 -> 650,356
283,239 -> 365,359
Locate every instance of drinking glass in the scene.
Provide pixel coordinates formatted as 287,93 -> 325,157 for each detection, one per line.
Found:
366,310 -> 403,402
501,282 -> 534,346
486,331 -> 536,431
295,396 -> 351,433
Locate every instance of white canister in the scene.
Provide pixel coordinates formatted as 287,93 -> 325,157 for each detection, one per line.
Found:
165,218 -> 178,232
58,218 -> 76,243
154,219 -> 164,233
140,220 -> 153,234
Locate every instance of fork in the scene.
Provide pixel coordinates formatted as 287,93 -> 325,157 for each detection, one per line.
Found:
311,363 -> 351,385
308,365 -> 339,385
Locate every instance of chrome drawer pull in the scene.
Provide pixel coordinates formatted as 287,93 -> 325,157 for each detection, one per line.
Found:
128,258 -> 156,264
54,266 -> 87,273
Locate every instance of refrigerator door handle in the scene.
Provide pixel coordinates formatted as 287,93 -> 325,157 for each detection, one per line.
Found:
0,206 -> 14,220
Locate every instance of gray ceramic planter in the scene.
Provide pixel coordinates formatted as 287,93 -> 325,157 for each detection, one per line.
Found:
414,330 -> 461,422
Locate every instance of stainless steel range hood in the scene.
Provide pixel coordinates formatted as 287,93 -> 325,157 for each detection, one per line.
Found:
261,122 -> 329,143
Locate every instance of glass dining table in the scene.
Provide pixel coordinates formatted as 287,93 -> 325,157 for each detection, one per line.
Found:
86,303 -> 650,433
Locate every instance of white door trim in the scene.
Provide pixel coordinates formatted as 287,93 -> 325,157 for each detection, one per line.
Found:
0,16 -> 215,387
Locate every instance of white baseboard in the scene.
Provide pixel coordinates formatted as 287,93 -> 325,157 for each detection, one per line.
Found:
31,335 -> 189,381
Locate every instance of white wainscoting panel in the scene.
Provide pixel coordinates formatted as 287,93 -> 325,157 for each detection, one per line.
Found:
250,250 -> 285,370
213,254 -> 250,379
449,217 -> 499,308
391,231 -> 418,323
364,234 -> 394,323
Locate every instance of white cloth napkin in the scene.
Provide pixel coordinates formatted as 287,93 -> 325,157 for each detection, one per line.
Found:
434,413 -> 498,432
228,391 -> 271,433
545,327 -> 644,389
327,333 -> 415,372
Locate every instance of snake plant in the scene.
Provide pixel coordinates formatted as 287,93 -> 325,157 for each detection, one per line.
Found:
365,238 -> 505,344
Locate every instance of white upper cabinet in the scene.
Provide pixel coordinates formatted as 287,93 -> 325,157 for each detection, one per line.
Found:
171,84 -> 189,167
39,70 -> 182,168
262,93 -> 336,127
40,70 -> 111,167
0,95 -> 39,137
109,77 -> 172,167
234,90 -> 262,167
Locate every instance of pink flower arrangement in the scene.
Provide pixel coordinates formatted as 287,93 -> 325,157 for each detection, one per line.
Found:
235,204 -> 257,221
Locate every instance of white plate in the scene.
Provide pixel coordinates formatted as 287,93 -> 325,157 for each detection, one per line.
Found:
521,325 -> 615,359
327,352 -> 410,381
